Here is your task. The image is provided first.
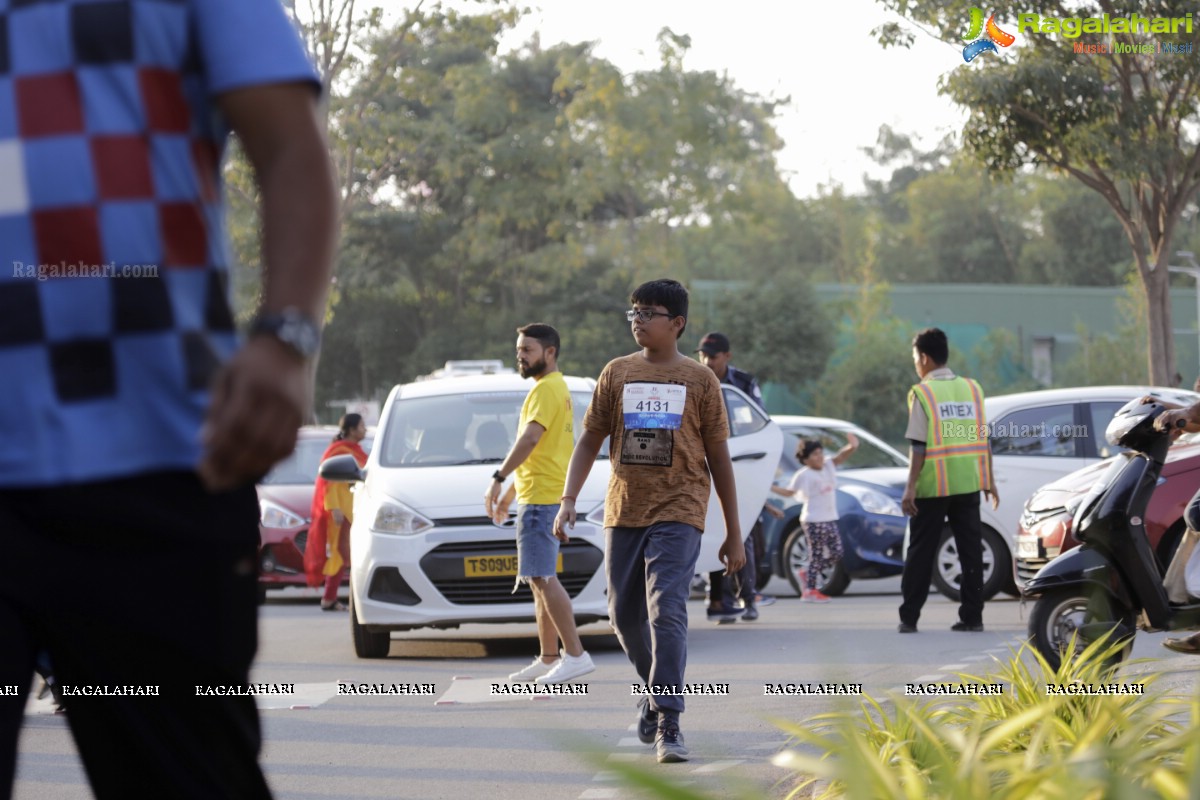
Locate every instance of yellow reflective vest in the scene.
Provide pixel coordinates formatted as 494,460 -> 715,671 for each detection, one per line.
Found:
909,376 -> 991,498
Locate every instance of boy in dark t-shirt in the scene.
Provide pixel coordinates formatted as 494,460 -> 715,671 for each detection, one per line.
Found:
555,279 -> 744,764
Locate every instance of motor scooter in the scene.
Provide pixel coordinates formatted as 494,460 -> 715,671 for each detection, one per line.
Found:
1024,398 -> 1200,669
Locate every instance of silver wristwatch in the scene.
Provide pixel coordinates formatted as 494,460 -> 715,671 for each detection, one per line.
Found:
249,307 -> 321,359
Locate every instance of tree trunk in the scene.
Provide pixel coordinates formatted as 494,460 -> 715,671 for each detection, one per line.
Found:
1138,258 -> 1174,386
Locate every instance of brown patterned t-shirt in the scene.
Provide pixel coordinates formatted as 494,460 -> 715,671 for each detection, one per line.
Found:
583,353 -> 729,530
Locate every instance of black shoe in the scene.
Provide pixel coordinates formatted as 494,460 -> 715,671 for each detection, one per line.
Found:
898,622 -> 918,633
706,603 -> 745,624
636,696 -> 658,744
741,604 -> 759,622
951,621 -> 984,632
655,721 -> 689,763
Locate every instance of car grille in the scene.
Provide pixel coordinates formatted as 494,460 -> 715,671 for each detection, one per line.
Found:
419,539 -> 603,605
1016,557 -> 1050,583
1020,506 -> 1066,530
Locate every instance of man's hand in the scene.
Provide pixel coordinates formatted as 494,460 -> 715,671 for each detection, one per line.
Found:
553,500 -> 576,540
1155,409 -> 1189,432
763,502 -> 785,520
984,484 -> 1000,510
198,337 -> 308,492
719,534 -> 746,576
484,480 -> 502,517
846,432 -> 859,449
901,488 -> 918,517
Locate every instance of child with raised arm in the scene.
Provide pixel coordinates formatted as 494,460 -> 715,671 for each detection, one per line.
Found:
772,434 -> 858,602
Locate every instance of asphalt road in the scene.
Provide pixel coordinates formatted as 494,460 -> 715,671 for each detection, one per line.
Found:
14,576 -> 1200,799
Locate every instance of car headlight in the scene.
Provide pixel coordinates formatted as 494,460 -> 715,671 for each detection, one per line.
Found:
584,503 -> 605,527
372,499 -> 435,535
260,499 -> 306,529
841,484 -> 903,516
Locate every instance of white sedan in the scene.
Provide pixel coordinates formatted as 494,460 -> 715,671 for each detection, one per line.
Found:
325,372 -> 781,658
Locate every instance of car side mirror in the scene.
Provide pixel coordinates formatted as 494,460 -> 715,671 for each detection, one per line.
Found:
319,454 -> 365,482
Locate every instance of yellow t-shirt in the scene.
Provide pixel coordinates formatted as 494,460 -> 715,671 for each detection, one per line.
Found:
515,371 -> 573,505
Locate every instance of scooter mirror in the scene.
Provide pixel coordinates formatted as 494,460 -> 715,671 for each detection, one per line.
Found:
1105,398 -> 1167,451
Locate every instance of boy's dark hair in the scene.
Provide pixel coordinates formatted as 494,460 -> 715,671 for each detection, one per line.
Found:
797,439 -> 823,462
516,322 -> 561,358
630,279 -> 689,338
912,327 -> 949,366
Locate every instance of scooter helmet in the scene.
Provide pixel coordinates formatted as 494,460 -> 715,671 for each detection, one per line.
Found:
1105,397 -> 1167,451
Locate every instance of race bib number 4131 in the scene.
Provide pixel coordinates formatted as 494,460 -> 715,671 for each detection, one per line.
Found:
622,383 -> 686,430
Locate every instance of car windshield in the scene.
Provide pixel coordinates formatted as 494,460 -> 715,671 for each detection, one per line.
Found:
379,391 -> 601,467
777,424 -> 907,473
261,435 -> 374,486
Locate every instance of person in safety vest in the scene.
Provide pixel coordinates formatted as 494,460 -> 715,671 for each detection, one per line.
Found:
897,328 -> 998,634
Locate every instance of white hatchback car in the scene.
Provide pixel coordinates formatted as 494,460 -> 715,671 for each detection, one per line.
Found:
929,385 -> 1200,601
324,372 -> 782,657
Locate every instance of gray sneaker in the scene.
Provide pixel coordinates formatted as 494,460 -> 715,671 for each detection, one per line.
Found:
655,722 -> 689,763
636,696 -> 658,744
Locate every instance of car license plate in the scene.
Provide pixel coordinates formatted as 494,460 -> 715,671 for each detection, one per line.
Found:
1016,539 -> 1039,559
463,554 -> 563,578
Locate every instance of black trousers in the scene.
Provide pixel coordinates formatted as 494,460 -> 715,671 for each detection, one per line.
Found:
0,471 -> 272,800
899,492 -> 983,627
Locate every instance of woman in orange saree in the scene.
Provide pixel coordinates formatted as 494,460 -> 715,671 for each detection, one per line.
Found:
305,414 -> 368,610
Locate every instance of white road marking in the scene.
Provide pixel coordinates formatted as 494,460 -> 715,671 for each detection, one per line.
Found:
692,760 -> 745,773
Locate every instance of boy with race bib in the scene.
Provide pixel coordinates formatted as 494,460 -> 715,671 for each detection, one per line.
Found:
554,279 -> 744,764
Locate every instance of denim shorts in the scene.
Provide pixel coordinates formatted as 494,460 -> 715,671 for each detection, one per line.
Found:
516,503 -> 561,580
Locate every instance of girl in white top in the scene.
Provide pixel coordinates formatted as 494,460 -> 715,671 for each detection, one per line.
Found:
771,434 -> 858,602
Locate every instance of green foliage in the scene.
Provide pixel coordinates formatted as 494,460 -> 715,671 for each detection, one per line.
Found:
810,284 -> 915,446
1055,274 -> 1149,386
968,328 -> 1042,395
873,0 -> 1200,383
773,637 -> 1197,800
707,272 -> 834,387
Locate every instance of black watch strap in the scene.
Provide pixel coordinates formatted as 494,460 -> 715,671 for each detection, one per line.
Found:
492,470 -> 505,482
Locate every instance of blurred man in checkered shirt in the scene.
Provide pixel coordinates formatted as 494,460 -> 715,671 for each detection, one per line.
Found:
0,2 -> 337,797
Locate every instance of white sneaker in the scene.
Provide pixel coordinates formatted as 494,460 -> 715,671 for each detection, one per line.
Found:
535,651 -> 595,684
509,656 -> 558,682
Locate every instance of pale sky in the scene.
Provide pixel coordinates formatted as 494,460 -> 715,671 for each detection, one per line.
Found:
372,0 -> 968,199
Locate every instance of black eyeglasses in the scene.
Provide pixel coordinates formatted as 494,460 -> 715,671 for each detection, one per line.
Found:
625,309 -> 674,323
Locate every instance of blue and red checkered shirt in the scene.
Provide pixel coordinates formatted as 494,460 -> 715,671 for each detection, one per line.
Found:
0,0 -> 319,486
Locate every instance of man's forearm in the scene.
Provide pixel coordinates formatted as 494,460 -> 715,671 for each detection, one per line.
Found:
905,446 -> 926,493
707,445 -> 741,538
497,429 -> 540,479
259,129 -> 338,320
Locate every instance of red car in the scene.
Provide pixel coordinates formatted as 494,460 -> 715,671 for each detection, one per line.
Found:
1015,437 -> 1200,585
257,425 -> 372,599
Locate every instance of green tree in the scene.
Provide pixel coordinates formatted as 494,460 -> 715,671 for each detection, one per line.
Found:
813,284 -> 916,446
1018,175 -> 1131,285
875,0 -> 1200,384
707,272 -> 834,387
1055,275 -> 1148,386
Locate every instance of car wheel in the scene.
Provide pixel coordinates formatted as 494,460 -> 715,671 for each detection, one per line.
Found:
350,592 -> 391,659
932,525 -> 1007,602
784,526 -> 846,597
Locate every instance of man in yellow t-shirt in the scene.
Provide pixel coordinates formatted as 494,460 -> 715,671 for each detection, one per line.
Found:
484,323 -> 594,685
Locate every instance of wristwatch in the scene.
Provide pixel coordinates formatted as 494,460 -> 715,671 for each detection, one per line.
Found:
249,307 -> 321,359
492,470 -> 506,483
